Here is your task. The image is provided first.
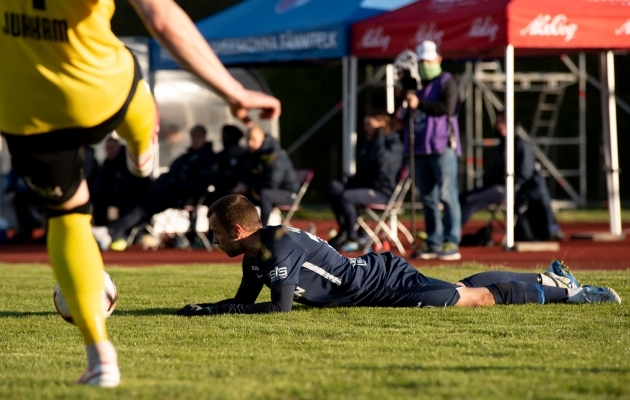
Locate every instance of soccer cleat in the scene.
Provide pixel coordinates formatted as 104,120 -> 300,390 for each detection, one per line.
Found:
438,242 -> 461,261
544,260 -> 580,289
569,285 -> 622,304
76,363 -> 120,387
109,238 -> 128,252
92,226 -> 112,252
125,130 -> 157,178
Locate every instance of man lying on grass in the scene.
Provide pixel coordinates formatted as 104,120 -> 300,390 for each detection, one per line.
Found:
177,194 -> 621,316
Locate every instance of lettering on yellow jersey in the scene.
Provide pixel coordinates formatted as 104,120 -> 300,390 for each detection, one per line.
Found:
2,12 -> 68,42
33,0 -> 46,11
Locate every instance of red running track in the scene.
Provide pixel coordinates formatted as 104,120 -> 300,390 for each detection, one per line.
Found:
0,221 -> 628,271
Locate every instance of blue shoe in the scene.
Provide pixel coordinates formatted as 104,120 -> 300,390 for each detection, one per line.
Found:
544,260 -> 580,289
568,285 -> 621,304
339,241 -> 359,252
438,242 -> 461,261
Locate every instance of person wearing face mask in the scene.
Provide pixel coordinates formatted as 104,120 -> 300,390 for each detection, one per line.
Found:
402,40 -> 462,261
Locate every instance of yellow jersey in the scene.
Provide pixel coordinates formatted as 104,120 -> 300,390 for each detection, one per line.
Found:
0,0 -> 135,135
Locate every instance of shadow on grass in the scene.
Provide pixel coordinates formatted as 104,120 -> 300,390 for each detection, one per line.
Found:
114,307 -> 178,316
352,364 -> 630,375
0,311 -> 57,317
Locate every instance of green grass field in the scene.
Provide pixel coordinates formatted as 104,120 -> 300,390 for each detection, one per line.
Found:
1,263 -> 629,400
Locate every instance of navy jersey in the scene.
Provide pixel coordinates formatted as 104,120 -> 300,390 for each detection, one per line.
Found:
210,226 -> 457,314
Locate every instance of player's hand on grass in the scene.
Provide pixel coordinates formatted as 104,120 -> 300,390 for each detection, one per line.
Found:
176,303 -> 216,316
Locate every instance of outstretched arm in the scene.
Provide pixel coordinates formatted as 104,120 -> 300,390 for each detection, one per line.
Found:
128,0 -> 281,121
178,284 -> 296,316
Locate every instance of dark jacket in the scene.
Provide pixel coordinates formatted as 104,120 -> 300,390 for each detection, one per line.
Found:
216,144 -> 247,193
483,135 -> 536,196
154,142 -> 217,199
351,130 -> 404,198
100,146 -> 142,199
241,135 -> 300,194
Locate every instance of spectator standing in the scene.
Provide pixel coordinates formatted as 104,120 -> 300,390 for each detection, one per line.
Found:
403,40 -> 462,261
327,111 -> 403,251
233,126 -> 299,226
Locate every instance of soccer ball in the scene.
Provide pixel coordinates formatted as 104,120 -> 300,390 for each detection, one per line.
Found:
53,271 -> 118,324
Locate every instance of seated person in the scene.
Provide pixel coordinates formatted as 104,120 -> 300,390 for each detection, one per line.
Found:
459,111 -> 564,242
91,136 -> 150,226
204,124 -> 248,204
233,125 -> 299,226
92,125 -> 218,250
327,111 -> 403,251
4,170 -> 46,243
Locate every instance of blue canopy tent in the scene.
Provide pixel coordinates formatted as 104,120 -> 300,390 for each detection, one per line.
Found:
149,0 -> 416,177
152,0 -> 383,68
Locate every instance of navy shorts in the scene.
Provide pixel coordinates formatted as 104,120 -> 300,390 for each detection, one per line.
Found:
367,253 -> 461,308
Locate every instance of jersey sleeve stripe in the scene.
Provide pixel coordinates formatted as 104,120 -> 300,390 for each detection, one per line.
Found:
302,262 -> 342,285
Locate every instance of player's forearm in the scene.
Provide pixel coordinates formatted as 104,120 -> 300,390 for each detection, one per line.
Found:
128,0 -> 246,106
212,284 -> 296,314
213,301 -> 290,314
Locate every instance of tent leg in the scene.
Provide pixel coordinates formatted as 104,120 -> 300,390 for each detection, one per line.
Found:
578,53 -> 587,207
349,56 -> 358,177
386,64 -> 395,114
504,45 -> 515,250
342,57 -> 350,182
599,51 -> 623,236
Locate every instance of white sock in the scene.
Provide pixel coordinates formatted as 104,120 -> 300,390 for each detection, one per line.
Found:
86,341 -> 118,369
566,287 -> 583,303
539,273 -> 557,287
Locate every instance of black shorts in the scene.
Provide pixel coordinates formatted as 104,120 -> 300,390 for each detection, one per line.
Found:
1,53 -> 142,206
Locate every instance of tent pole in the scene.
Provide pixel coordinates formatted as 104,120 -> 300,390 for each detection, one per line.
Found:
599,51 -> 623,236
342,56 -> 350,182
578,53 -> 587,207
465,61 -> 474,191
386,64 -> 395,114
505,45 -> 515,250
349,56 -> 358,177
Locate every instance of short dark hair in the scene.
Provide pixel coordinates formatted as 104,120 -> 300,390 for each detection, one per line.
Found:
366,110 -> 392,134
208,194 -> 262,232
190,125 -> 207,136
222,124 -> 243,141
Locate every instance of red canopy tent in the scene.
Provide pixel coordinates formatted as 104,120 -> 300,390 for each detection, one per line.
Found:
352,0 -> 630,58
350,0 -> 629,247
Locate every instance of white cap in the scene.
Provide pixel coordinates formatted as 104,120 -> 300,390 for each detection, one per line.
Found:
416,40 -> 439,61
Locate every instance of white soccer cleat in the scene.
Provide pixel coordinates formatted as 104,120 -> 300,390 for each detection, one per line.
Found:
91,226 -> 112,251
569,285 -> 622,304
126,130 -> 157,178
76,363 -> 120,387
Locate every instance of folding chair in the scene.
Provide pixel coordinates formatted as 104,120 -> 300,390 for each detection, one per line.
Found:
126,195 -> 213,251
273,169 -> 314,226
355,166 -> 414,255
